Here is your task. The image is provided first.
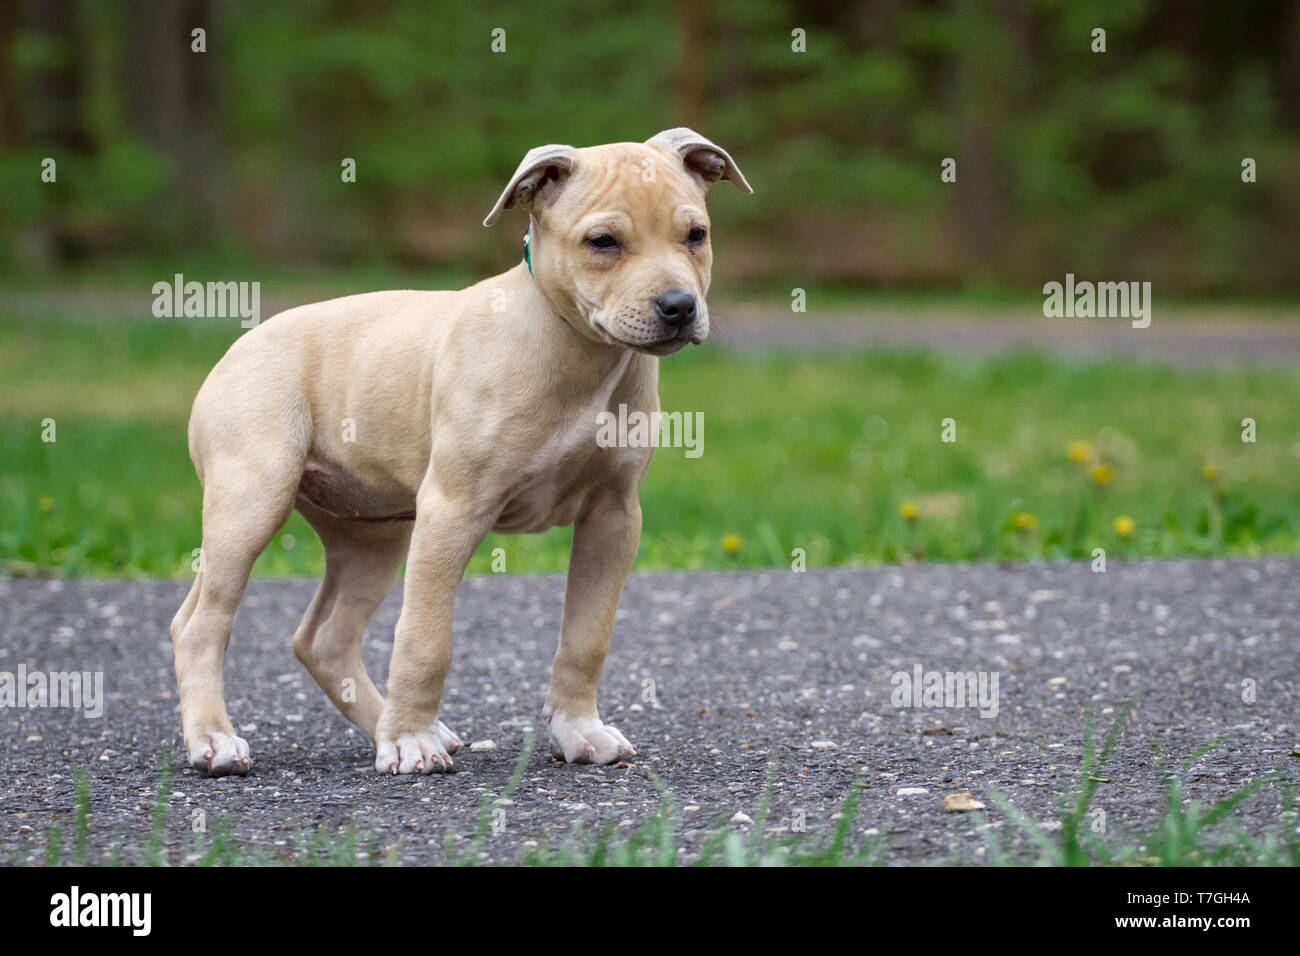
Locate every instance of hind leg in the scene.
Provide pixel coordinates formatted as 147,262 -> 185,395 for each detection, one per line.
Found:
292,504 -> 462,750
172,459 -> 298,776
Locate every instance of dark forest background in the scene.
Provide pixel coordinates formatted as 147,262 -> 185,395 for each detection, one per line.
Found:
3,0 -> 1299,293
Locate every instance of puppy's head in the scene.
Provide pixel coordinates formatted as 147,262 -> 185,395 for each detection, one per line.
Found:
484,128 -> 751,355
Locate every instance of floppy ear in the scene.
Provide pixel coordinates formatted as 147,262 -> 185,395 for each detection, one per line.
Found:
483,144 -> 577,226
647,127 -> 752,193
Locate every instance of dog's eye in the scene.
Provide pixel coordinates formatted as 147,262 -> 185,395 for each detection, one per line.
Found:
586,234 -> 619,250
687,227 -> 707,243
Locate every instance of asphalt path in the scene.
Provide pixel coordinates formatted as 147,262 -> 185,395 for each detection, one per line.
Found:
711,307 -> 1300,366
10,290 -> 1300,367
1,557 -> 1296,864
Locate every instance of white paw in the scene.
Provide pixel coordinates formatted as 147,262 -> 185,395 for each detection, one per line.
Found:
375,731 -> 454,775
189,732 -> 251,777
544,709 -> 636,764
433,720 -> 463,754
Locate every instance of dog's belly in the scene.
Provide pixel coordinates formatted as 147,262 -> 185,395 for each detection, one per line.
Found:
296,453 -> 586,532
296,455 -> 416,522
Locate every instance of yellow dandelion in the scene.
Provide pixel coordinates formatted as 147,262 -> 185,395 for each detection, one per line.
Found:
721,534 -> 741,554
1088,463 -> 1115,487
1202,465 -> 1218,482
1012,511 -> 1038,533
1067,440 -> 1094,465
38,496 -> 55,512
1113,515 -> 1135,537
899,501 -> 919,521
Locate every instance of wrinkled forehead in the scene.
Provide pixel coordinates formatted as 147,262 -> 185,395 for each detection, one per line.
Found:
551,143 -> 707,230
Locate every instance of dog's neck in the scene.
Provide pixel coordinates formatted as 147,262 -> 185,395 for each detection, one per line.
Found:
503,261 -> 642,391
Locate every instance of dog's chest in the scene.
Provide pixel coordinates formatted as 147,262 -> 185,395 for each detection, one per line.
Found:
495,452 -> 587,533
493,412 -> 608,533
493,354 -> 640,533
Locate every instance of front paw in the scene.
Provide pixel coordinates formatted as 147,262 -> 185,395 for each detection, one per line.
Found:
544,709 -> 636,764
374,732 -> 454,775
433,719 -> 463,754
188,732 -> 251,777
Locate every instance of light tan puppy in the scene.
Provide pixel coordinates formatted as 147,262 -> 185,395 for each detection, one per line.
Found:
169,128 -> 751,776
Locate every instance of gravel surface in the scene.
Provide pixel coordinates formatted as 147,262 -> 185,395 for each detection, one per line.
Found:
1,558 -> 1296,865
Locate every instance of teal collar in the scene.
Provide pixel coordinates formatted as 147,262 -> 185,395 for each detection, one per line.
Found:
523,227 -> 532,275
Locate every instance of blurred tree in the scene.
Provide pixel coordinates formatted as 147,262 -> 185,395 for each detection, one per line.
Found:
126,0 -> 225,242
1,0 -> 1297,293
678,0 -> 708,130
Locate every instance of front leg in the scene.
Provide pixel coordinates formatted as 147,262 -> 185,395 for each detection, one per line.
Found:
374,488 -> 488,774
544,492 -> 641,764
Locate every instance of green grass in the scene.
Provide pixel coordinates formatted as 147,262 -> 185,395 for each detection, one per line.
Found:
24,707 -> 1297,867
2,315 -> 1298,577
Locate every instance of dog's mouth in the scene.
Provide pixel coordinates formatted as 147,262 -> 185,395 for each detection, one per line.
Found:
632,332 -> 697,356
590,311 -> 705,356
631,322 -> 706,356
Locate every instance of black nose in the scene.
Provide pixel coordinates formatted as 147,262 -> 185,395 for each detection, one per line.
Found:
654,289 -> 697,327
